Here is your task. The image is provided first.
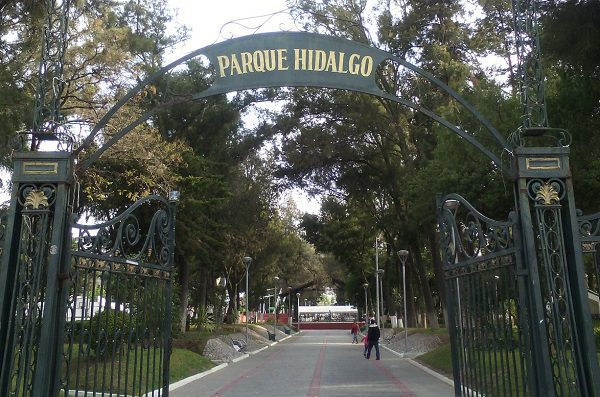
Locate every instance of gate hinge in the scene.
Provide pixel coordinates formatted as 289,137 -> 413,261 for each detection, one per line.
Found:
58,271 -> 71,281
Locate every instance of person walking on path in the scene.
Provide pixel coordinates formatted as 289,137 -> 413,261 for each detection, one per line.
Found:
361,334 -> 369,357
350,321 -> 359,343
366,319 -> 381,360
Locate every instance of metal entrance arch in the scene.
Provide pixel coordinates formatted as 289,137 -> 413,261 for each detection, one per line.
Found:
0,27 -> 598,397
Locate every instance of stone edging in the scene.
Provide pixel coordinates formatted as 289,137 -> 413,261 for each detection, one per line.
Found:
169,333 -> 295,393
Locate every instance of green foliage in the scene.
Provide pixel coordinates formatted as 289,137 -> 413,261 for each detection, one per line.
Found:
416,343 -> 453,376
541,0 -> 600,213
66,319 -> 91,340
168,348 -> 214,383
62,344 -> 210,394
89,309 -> 134,358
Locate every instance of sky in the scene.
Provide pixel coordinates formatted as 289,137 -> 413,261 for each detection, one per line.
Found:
167,0 -> 292,56
1,0 -> 322,214
166,0 -> 321,214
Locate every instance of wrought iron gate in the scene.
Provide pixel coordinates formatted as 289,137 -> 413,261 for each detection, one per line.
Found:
60,195 -> 175,396
0,151 -> 175,397
439,146 -> 600,396
439,193 -> 531,396
578,211 -> 600,307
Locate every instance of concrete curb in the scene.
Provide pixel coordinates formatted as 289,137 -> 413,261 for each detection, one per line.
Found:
231,353 -> 249,363
406,358 -> 454,387
169,362 -> 228,392
381,345 -> 454,387
169,332 -> 297,392
249,346 -> 269,355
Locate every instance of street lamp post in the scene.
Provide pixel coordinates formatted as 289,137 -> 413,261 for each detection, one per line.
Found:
296,292 -> 301,331
273,276 -> 279,339
362,283 -> 369,322
242,256 -> 252,345
377,269 -> 385,330
375,236 -> 386,327
397,250 -> 409,354
287,286 -> 292,326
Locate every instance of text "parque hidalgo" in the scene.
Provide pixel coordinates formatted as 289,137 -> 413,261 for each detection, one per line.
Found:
217,48 -> 374,78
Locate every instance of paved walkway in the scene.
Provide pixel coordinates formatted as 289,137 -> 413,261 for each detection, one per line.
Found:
169,329 -> 454,397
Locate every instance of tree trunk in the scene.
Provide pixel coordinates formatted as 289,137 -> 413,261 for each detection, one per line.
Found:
383,261 -> 392,319
176,249 -> 190,334
224,281 -> 239,324
411,241 -> 439,328
406,265 -> 417,327
429,228 -> 448,326
199,266 -> 208,309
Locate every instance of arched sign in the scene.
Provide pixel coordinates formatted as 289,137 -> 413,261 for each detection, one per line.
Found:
200,32 -> 386,97
78,32 -> 511,174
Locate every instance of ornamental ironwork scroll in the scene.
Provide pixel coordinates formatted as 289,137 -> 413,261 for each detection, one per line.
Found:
578,209 -> 600,297
61,195 -> 174,397
0,183 -> 57,396
439,193 -> 529,396
579,212 -> 600,243
528,178 -> 583,396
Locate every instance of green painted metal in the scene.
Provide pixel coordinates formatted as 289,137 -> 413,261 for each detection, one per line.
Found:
0,152 -> 175,397
439,146 -> 600,396
438,194 -> 531,396
59,195 -> 176,396
31,0 -> 73,151
0,152 -> 73,397
76,32 -> 510,173
516,146 -> 600,395
511,0 -> 548,130
578,210 -> 600,298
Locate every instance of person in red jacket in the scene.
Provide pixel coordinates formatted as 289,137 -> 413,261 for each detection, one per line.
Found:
366,319 -> 381,360
350,321 -> 359,343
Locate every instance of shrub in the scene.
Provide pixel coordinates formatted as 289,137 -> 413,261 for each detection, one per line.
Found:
89,309 -> 133,358
194,307 -> 215,332
65,319 -> 91,339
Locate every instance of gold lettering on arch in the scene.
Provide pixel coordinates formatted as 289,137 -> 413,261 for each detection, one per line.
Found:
216,47 -> 375,78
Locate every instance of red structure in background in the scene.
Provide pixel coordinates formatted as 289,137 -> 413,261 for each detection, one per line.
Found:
243,307 -> 364,330
297,322 -> 366,330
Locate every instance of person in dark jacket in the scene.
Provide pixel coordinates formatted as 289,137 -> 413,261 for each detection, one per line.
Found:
366,319 -> 381,360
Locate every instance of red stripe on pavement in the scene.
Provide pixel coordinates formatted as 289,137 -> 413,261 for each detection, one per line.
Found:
374,360 -> 417,396
209,349 -> 283,397
308,337 -> 328,397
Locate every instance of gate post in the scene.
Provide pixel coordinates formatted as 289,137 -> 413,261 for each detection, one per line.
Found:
514,146 -> 600,396
0,151 -> 73,397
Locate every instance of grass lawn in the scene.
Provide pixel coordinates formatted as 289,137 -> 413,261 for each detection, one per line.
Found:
416,342 -> 453,376
59,325 -> 246,395
169,347 -> 214,382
